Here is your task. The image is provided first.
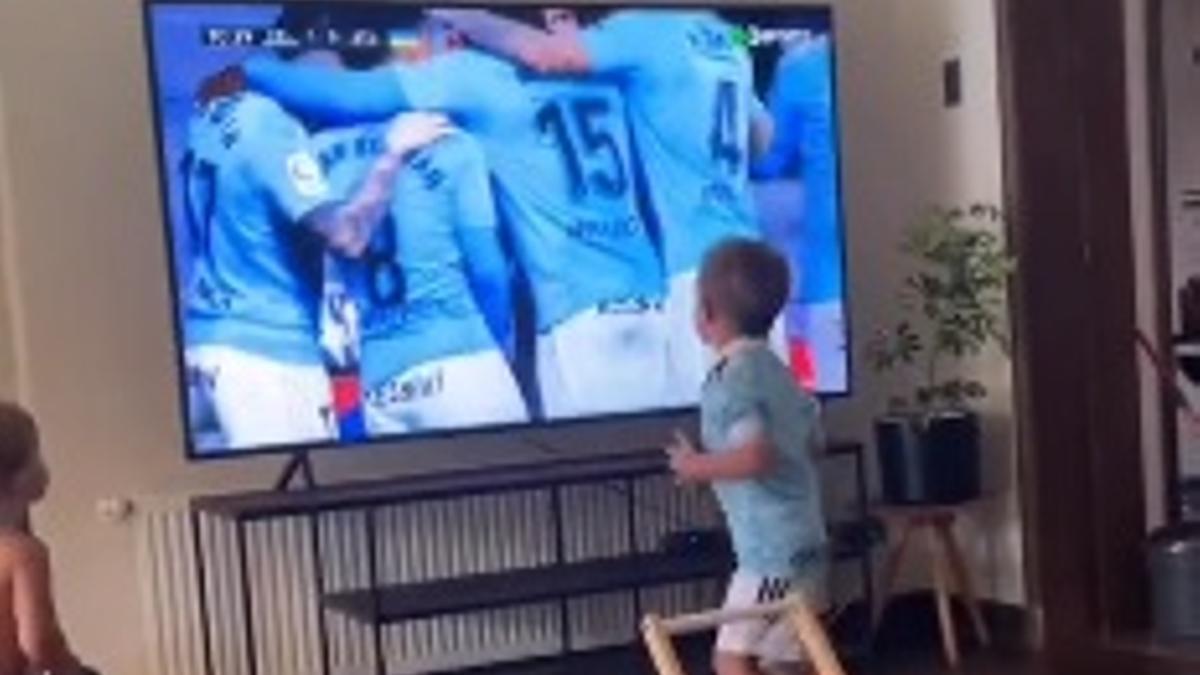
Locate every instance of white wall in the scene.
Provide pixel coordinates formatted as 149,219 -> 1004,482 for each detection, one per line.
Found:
826,0 -> 1022,604
0,1 -> 1019,673
0,77 -> 21,398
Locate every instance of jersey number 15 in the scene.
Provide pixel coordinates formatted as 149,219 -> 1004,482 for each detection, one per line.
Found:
537,96 -> 629,201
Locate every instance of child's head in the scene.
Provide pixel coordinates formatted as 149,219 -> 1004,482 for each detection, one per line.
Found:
696,238 -> 791,347
0,402 -> 46,505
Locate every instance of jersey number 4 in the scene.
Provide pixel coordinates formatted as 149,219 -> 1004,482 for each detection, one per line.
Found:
710,79 -> 744,175
536,97 -> 628,201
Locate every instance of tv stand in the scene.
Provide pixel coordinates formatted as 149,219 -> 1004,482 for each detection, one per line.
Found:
274,451 -> 317,492
189,441 -> 877,675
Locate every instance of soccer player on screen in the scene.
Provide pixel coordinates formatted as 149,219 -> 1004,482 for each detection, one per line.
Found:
430,8 -> 787,404
315,121 -> 530,433
753,35 -> 846,391
182,29 -> 451,451
232,10 -> 672,420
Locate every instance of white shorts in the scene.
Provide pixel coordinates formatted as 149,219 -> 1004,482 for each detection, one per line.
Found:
715,571 -> 829,665
536,300 -> 670,419
364,349 -> 529,435
186,345 -> 336,452
665,271 -> 791,405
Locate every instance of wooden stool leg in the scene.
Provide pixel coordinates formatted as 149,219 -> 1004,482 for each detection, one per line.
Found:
873,520 -> 914,632
787,596 -> 849,675
929,526 -> 961,668
642,615 -> 688,675
936,521 -> 992,647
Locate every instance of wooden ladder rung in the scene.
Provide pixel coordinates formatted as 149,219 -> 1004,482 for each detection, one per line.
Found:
641,593 -> 849,675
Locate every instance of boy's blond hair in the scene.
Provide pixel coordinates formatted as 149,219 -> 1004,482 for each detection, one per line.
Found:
0,402 -> 37,493
698,238 -> 791,338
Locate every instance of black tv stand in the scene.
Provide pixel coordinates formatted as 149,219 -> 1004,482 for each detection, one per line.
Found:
274,451 -> 317,492
190,441 -> 877,675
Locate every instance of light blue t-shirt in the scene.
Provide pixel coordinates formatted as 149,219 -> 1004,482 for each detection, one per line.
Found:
700,341 -> 827,578
390,51 -> 665,331
582,10 -> 762,278
183,93 -> 331,364
753,37 -> 843,304
312,127 -> 502,389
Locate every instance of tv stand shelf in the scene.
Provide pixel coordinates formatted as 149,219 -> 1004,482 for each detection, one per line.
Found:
324,551 -> 734,624
189,442 -> 876,675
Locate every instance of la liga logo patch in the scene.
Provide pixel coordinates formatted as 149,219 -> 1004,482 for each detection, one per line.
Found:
286,152 -> 328,199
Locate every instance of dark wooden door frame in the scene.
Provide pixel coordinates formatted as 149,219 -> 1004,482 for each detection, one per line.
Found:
996,0 -> 1194,672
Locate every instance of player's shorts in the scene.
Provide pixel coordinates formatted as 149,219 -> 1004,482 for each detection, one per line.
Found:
536,298 -> 670,419
186,344 -> 336,452
715,569 -> 829,666
364,348 -> 529,435
665,271 -> 791,405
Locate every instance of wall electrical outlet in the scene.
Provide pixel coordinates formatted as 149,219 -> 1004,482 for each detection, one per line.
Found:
96,497 -> 134,524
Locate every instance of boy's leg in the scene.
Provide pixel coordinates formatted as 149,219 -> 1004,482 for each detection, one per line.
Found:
714,652 -> 767,675
758,568 -> 832,675
716,573 -> 793,675
762,663 -> 813,675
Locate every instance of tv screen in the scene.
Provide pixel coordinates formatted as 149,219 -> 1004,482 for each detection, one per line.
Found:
144,2 -> 849,457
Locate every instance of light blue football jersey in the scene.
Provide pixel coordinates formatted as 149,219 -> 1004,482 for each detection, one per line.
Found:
582,10 -> 762,278
313,127 -> 502,389
389,51 -> 664,331
183,93 -> 331,364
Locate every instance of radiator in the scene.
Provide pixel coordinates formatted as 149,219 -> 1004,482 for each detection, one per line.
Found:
133,476 -> 722,675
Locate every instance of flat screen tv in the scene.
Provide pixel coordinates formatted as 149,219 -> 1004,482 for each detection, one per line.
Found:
143,1 -> 850,458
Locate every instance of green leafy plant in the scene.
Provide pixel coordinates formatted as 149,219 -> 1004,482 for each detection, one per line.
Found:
866,204 -> 1014,415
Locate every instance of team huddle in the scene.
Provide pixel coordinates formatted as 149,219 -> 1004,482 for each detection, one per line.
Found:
171,6 -> 836,452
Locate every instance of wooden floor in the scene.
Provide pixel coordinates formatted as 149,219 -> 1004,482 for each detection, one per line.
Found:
466,643 -> 1046,675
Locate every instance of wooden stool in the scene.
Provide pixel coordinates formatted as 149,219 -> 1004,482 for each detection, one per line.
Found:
872,503 -> 991,668
641,593 -> 849,675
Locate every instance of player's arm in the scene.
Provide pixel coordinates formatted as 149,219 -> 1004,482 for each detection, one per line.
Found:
237,59 -> 412,127
312,113 -> 454,258
749,95 -> 775,162
246,107 -> 449,257
460,228 -> 513,349
11,539 -> 85,675
428,9 -> 587,74
448,138 -> 513,347
667,425 -> 774,484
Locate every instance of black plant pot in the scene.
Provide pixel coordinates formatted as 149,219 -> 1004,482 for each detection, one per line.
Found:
874,410 -> 982,505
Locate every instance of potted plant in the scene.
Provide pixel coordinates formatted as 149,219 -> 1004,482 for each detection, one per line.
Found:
865,204 -> 1014,504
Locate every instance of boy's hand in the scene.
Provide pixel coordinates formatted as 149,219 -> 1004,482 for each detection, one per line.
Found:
666,430 -> 701,483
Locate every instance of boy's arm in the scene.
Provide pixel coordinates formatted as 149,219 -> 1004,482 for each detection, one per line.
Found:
12,540 -> 83,674
667,429 -> 774,483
